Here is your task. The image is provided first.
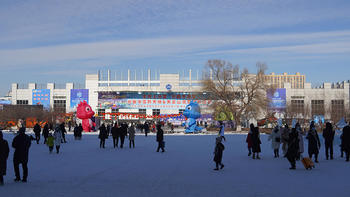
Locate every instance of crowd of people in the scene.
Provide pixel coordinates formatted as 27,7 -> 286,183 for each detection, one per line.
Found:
245,121 -> 350,170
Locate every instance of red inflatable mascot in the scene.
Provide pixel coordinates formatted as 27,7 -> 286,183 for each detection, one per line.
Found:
76,101 -> 95,132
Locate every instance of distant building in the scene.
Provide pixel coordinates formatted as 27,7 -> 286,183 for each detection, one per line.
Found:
265,72 -> 305,89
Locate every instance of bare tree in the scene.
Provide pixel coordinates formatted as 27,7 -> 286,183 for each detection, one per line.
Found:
201,60 -> 272,131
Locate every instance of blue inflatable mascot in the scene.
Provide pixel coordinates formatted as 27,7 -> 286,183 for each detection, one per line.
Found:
183,101 -> 203,133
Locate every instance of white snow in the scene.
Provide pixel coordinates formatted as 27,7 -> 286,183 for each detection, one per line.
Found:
0,132 -> 349,197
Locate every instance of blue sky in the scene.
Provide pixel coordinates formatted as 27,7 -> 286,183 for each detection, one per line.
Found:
0,0 -> 350,95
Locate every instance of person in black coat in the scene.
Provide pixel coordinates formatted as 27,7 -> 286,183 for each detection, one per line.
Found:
322,122 -> 335,160
12,128 -> 31,182
106,124 -> 111,137
98,124 -> 107,148
0,131 -> 10,185
144,122 -> 149,137
306,121 -> 321,163
120,122 -> 128,148
42,123 -> 49,144
251,127 -> 261,159
156,124 -> 165,152
73,126 -> 79,140
213,137 -> 225,170
111,123 -> 120,148
341,125 -> 350,162
60,123 -> 67,143
286,128 -> 299,170
33,123 -> 41,144
77,124 -> 83,140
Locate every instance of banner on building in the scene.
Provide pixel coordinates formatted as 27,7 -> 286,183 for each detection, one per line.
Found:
32,89 -> 50,109
267,88 -> 286,111
70,89 -> 89,109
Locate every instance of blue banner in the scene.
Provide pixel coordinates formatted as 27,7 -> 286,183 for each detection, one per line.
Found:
32,89 -> 50,109
71,89 -> 89,109
267,88 -> 286,111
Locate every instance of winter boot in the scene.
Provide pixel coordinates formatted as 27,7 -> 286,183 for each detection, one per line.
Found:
220,164 -> 225,169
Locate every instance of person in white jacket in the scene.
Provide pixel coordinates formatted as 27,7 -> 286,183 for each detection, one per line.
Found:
269,125 -> 282,158
53,126 -> 62,154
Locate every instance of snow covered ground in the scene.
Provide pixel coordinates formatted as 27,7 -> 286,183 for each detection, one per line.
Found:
1,132 -> 349,197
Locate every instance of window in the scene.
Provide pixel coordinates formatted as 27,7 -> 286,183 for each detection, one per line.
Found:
331,100 -> 344,122
139,109 -> 146,114
152,109 -> 160,116
16,100 -> 28,105
53,100 -> 66,113
98,108 -> 105,117
311,100 -> 324,116
291,100 -> 304,115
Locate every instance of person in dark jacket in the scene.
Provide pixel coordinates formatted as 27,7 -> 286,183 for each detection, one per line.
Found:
286,128 -> 299,170
156,124 -> 165,152
120,122 -> 128,148
77,124 -> 83,140
144,122 -> 149,137
306,121 -> 321,163
246,124 -> 254,156
12,127 -> 31,182
60,123 -> 67,143
0,131 -> 10,185
341,125 -> 350,162
33,123 -> 41,144
98,124 -> 107,148
251,127 -> 261,159
73,125 -> 79,140
111,123 -> 120,148
107,124 -> 111,137
322,122 -> 335,160
42,123 -> 49,144
213,136 -> 225,170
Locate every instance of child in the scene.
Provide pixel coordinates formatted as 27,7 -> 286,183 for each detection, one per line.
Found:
47,133 -> 54,153
213,137 -> 225,171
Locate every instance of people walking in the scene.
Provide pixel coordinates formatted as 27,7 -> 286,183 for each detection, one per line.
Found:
323,122 -> 335,160
251,127 -> 261,159
60,123 -> 67,143
43,123 -> 49,144
53,126 -> 62,154
120,122 -> 128,148
286,128 -> 299,170
246,124 -> 254,156
128,123 -> 136,148
281,124 -> 290,156
296,123 -> 304,160
111,123 -> 120,148
306,121 -> 321,163
12,127 -> 31,182
33,123 -> 41,144
341,124 -> 350,162
213,136 -> 225,171
268,125 -> 281,158
0,131 -> 10,185
47,133 -> 54,153
98,123 -> 107,148
156,123 -> 165,152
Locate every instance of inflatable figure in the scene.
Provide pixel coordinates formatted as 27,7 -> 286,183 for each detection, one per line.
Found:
76,101 -> 95,132
183,101 -> 203,133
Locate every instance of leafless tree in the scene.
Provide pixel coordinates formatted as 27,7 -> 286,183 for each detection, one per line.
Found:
201,60 -> 272,131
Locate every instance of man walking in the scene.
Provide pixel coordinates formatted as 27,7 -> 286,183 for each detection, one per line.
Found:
12,128 -> 31,182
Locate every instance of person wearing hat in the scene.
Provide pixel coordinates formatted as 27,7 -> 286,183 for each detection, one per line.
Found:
0,130 -> 10,185
12,127 -> 31,182
213,136 -> 225,170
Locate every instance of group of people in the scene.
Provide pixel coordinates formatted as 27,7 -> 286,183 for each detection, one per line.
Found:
249,121 -> 350,170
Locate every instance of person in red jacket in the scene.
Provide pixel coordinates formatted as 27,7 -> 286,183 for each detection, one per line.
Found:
246,124 -> 254,156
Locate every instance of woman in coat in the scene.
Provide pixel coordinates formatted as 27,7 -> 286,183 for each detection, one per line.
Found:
0,131 -> 10,185
156,124 -> 165,152
268,125 -> 281,158
281,125 -> 290,156
251,127 -> 261,159
306,121 -> 321,163
246,124 -> 254,156
341,125 -> 350,162
128,123 -> 136,148
42,123 -> 49,144
286,128 -> 299,170
53,126 -> 62,154
296,123 -> 304,160
322,122 -> 335,160
213,137 -> 225,170
98,124 -> 107,149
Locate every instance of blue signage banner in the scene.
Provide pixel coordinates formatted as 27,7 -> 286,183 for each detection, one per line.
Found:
32,89 -> 50,109
267,88 -> 286,111
71,89 -> 89,109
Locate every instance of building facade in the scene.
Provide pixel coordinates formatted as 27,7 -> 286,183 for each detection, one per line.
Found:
265,72 -> 305,89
